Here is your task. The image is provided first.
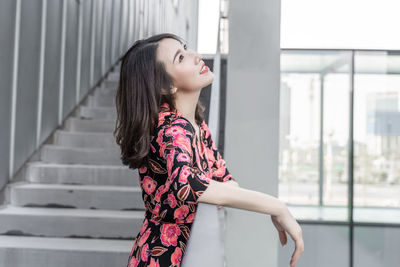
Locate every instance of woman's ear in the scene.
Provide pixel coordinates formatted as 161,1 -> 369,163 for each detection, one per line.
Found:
161,87 -> 177,95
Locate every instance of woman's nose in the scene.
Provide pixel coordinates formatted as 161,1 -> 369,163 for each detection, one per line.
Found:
193,52 -> 202,64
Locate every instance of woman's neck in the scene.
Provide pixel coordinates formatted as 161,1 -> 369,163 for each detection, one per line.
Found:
174,90 -> 200,124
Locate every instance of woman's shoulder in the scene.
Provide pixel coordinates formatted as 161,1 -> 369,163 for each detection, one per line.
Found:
156,111 -> 195,137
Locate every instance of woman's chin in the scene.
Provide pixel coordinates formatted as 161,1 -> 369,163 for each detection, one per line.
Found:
203,77 -> 214,87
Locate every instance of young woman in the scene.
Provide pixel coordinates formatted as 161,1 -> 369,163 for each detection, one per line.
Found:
114,33 -> 304,267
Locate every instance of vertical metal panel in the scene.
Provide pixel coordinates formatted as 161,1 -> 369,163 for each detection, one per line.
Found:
143,0 -> 148,37
58,0 -> 67,124
120,0 -> 127,54
0,0 -> 17,187
93,0 -> 103,82
62,0 -> 79,118
41,0 -> 62,144
89,0 -> 96,86
139,0 -> 143,39
13,0 -> 42,173
79,0 -> 92,99
134,0 -> 140,41
101,0 -> 107,74
113,0 -> 121,62
35,0 -> 47,147
118,0 -> 124,55
127,0 -> 134,47
75,0 -> 83,104
112,0 -> 121,63
104,0 -> 113,68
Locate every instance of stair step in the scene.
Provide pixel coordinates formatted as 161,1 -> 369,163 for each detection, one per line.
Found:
0,205 -> 144,239
26,162 -> 138,186
8,182 -> 143,210
41,145 -> 122,165
87,94 -> 114,107
54,130 -> 116,148
103,80 -> 118,89
93,86 -> 116,99
78,106 -> 116,120
0,235 -> 132,267
107,72 -> 120,81
65,117 -> 115,132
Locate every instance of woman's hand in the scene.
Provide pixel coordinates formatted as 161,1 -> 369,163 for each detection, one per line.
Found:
271,206 -> 304,267
217,180 -> 239,210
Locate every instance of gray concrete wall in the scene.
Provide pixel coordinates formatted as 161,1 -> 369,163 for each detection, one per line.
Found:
0,0 -> 199,192
224,0 -> 281,266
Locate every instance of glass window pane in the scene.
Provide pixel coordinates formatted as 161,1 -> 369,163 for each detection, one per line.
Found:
354,51 -> 400,223
280,51 -> 351,222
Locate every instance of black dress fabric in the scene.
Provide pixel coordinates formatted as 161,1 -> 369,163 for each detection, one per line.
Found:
126,102 -> 235,267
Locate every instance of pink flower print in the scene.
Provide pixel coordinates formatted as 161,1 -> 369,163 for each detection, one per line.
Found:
153,203 -> 161,214
141,243 -> 150,262
139,165 -> 147,174
160,223 -> 181,246
176,153 -> 190,163
148,257 -> 161,267
150,144 -> 156,153
154,185 -> 168,202
142,176 -> 157,195
128,255 -> 139,267
165,125 -> 185,137
201,121 -> 210,138
178,166 -> 191,185
173,135 -> 192,156
159,142 -> 167,158
139,218 -> 149,235
167,193 -> 177,208
138,228 -> 151,247
171,247 -> 182,266
156,128 -> 164,145
196,172 -> 209,182
185,213 -> 195,223
166,151 -> 175,177
205,147 -> 215,162
213,160 -> 226,178
222,174 -> 233,182
174,205 -> 189,220
130,237 -> 138,257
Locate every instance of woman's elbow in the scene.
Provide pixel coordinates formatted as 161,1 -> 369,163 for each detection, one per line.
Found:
197,179 -> 227,206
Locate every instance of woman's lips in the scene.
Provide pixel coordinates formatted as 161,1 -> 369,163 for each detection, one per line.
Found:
200,65 -> 209,74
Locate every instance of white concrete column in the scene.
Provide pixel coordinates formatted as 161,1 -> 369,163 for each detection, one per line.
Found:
224,0 -> 281,266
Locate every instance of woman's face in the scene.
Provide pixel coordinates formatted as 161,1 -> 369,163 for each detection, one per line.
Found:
156,38 -> 214,93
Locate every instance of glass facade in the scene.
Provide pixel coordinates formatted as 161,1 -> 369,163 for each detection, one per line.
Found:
279,49 -> 400,267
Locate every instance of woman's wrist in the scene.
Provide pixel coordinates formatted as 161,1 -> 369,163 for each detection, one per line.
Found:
225,180 -> 239,187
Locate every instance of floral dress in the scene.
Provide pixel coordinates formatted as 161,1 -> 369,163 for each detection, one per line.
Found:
126,102 -> 235,267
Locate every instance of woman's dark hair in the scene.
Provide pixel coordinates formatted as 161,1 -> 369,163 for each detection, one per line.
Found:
113,33 -> 206,170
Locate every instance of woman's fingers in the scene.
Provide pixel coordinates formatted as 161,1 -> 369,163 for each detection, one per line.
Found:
271,216 -> 287,246
279,230 -> 287,246
290,236 -> 304,267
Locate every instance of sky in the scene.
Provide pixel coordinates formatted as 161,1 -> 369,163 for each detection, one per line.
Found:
198,0 -> 400,54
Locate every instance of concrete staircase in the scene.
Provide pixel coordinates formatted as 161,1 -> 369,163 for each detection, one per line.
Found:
0,65 -> 143,267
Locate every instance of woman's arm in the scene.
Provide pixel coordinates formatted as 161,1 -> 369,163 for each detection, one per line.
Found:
198,179 -> 285,216
199,179 -> 305,267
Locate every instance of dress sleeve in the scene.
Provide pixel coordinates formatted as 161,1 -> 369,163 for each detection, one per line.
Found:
159,118 -> 212,205
202,121 -> 236,183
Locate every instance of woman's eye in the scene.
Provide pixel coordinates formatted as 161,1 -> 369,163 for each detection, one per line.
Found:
179,54 -> 184,62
